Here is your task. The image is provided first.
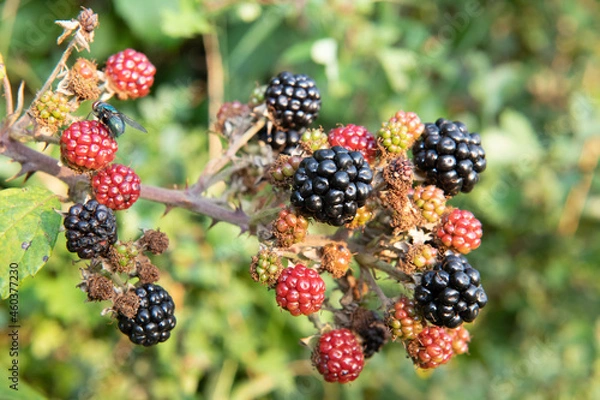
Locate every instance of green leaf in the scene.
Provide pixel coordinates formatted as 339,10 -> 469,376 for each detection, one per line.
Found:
482,109 -> 542,174
162,8 -> 213,38
0,187 -> 61,299
113,0 -> 179,45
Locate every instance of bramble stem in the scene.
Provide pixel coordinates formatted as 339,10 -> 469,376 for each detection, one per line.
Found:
308,314 -> 325,332
0,136 -> 251,231
191,119 -> 264,194
359,265 -> 393,309
354,252 -> 412,283
203,33 -> 225,161
0,53 -> 14,116
16,26 -> 80,128
140,185 -> 250,231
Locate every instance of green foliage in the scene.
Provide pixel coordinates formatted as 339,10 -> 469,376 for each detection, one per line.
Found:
0,187 -> 60,299
1,0 -> 599,399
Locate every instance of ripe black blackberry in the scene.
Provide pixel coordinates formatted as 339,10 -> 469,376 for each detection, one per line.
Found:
117,284 -> 177,346
64,199 -> 118,259
414,253 -> 487,328
412,118 -> 486,196
265,71 -> 321,131
291,146 -> 373,226
257,125 -> 304,155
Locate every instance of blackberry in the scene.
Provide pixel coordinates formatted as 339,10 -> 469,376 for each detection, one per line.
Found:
301,127 -> 329,152
290,146 -> 374,226
437,208 -> 483,254
265,71 -> 321,131
407,326 -> 454,369
257,126 -> 304,155
273,208 -> 309,248
250,249 -> 283,287
117,284 -> 177,346
64,199 -> 118,259
328,124 -> 377,164
312,328 -> 364,383
387,296 -> 426,341
412,118 -> 486,196
275,264 -> 325,316
414,253 -> 488,328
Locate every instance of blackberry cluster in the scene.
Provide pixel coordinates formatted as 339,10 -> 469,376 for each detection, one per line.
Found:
265,71 -> 321,131
415,254 -> 487,328
257,126 -> 304,155
64,199 -> 118,259
117,284 -> 177,346
412,118 -> 486,196
291,146 -> 373,226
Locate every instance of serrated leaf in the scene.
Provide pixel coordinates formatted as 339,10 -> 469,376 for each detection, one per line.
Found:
0,187 -> 61,299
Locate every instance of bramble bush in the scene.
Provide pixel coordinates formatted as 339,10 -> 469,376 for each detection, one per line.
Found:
1,2 -> 599,399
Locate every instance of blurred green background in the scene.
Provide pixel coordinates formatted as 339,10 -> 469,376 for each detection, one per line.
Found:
1,0 -> 600,399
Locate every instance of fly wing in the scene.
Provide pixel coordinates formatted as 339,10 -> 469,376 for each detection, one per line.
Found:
121,114 -> 148,133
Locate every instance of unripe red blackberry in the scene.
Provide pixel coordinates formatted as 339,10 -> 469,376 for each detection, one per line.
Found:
265,71 -> 321,130
273,208 -> 309,248
104,48 -> 156,100
321,242 -> 352,279
328,124 -> 377,164
407,326 -> 454,369
312,328 -> 364,383
446,326 -> 470,355
60,120 -> 118,171
377,110 -> 424,154
386,296 -> 426,341
437,209 -> 482,254
250,249 -> 283,287
275,264 -> 325,316
91,164 -> 141,211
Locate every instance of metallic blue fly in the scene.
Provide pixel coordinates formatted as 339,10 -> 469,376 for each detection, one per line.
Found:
92,101 -> 147,138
